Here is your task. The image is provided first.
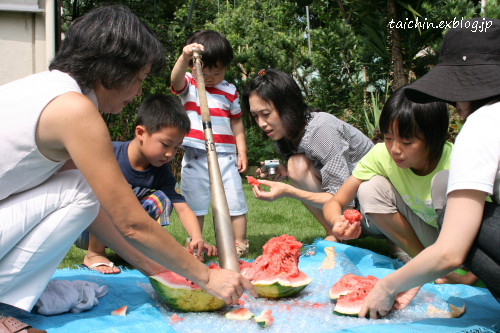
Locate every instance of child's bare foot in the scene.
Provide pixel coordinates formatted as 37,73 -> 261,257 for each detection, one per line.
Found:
435,271 -> 478,285
83,253 -> 121,274
324,235 -> 339,242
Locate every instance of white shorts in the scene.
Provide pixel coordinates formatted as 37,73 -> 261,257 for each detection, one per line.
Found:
181,147 -> 248,216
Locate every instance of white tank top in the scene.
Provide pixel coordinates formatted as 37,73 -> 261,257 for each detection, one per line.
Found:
0,71 -> 81,200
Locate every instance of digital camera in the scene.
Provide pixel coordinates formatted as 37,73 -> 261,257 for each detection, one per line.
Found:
263,159 -> 280,175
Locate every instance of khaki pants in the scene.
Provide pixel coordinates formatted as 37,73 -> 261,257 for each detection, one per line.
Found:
356,174 -> 448,248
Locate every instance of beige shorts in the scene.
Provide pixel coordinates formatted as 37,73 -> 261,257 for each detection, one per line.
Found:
356,174 -> 448,247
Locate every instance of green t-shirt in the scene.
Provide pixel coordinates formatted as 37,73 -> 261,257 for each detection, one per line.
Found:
352,141 -> 453,228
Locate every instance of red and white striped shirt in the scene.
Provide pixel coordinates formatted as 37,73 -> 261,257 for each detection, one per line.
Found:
172,73 -> 241,153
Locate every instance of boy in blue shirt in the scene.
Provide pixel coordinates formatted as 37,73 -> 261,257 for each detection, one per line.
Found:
77,94 -> 216,273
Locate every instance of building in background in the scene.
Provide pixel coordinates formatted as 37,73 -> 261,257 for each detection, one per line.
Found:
0,0 -> 59,85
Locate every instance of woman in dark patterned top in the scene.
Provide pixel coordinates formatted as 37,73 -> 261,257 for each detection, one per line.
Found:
241,69 -> 373,241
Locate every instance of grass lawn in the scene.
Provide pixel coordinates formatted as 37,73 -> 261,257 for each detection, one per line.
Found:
59,183 -> 390,269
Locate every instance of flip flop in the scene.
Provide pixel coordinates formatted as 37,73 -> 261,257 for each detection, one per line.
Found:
82,262 -> 121,274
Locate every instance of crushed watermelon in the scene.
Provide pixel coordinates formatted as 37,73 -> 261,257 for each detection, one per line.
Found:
242,234 -> 303,281
329,274 -> 378,299
241,234 -> 312,298
344,209 -> 363,224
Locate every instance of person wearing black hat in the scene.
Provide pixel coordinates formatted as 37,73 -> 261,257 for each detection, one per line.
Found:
359,17 -> 500,319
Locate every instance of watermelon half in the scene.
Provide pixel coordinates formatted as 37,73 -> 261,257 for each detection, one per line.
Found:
329,274 -> 378,300
149,268 -> 226,312
241,234 -> 312,298
330,274 -> 379,316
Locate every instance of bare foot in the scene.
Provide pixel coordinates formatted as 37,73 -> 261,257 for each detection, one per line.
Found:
435,271 -> 478,285
325,235 -> 339,242
83,253 -> 121,274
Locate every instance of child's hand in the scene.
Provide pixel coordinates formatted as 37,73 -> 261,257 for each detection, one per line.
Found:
237,154 -> 248,173
332,216 -> 362,241
188,238 -> 218,261
182,43 -> 205,61
256,161 -> 288,181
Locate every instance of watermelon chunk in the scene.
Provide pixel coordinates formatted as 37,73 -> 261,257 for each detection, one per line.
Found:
329,274 -> 378,300
225,308 -> 254,321
255,309 -> 274,327
149,269 -> 226,312
241,234 -> 312,298
344,209 -> 363,224
334,287 -> 371,317
111,305 -> 127,316
246,176 -> 261,189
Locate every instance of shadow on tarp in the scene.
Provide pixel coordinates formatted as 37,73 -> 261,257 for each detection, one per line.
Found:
0,239 -> 498,333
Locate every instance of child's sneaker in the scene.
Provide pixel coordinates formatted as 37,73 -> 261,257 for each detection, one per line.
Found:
235,240 -> 250,258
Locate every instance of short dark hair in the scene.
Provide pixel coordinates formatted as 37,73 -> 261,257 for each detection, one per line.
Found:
49,5 -> 165,94
136,94 -> 190,134
186,30 -> 233,68
241,69 -> 311,155
380,86 -> 449,164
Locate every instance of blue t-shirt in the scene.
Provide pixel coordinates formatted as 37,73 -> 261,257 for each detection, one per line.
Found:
113,141 -> 185,203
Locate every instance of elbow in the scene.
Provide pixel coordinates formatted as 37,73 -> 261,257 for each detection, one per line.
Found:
436,244 -> 466,269
116,217 -> 144,242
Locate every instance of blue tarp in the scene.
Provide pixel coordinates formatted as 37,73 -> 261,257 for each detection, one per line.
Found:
1,239 -> 499,332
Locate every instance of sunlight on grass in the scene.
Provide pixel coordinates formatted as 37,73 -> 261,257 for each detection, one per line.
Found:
60,183 -> 389,268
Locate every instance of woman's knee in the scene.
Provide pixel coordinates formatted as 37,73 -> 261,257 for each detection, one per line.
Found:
287,154 -> 322,192
287,154 -> 311,180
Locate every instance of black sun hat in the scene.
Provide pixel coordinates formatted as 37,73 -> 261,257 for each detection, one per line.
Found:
406,18 -> 500,103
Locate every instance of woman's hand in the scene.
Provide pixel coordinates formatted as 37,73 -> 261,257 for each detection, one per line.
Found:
359,279 -> 420,319
332,217 -> 362,241
256,162 -> 288,181
359,280 -> 396,319
203,269 -> 257,304
251,179 -> 288,201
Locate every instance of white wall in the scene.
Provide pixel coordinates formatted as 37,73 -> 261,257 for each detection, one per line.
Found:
0,0 -> 50,85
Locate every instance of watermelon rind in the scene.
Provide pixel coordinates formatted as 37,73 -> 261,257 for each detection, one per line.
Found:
333,286 -> 370,317
225,308 -> 254,321
255,309 -> 274,327
252,276 -> 312,298
149,274 -> 226,312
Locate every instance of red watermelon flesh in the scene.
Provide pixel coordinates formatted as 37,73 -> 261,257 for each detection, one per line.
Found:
329,274 -> 378,300
344,209 -> 363,224
241,234 -> 312,298
334,287 -> 371,317
246,176 -> 261,189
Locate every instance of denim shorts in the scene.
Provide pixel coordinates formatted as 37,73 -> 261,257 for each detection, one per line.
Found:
180,147 -> 248,216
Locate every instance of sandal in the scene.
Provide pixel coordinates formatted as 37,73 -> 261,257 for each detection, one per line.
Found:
235,240 -> 250,258
0,316 -> 46,333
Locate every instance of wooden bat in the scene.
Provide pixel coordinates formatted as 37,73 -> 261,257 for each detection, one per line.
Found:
192,49 -> 240,272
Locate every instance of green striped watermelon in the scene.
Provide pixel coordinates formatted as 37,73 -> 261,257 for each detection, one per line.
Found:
149,266 -> 226,312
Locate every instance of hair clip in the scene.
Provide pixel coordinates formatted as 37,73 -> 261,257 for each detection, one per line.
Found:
258,69 -> 267,76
